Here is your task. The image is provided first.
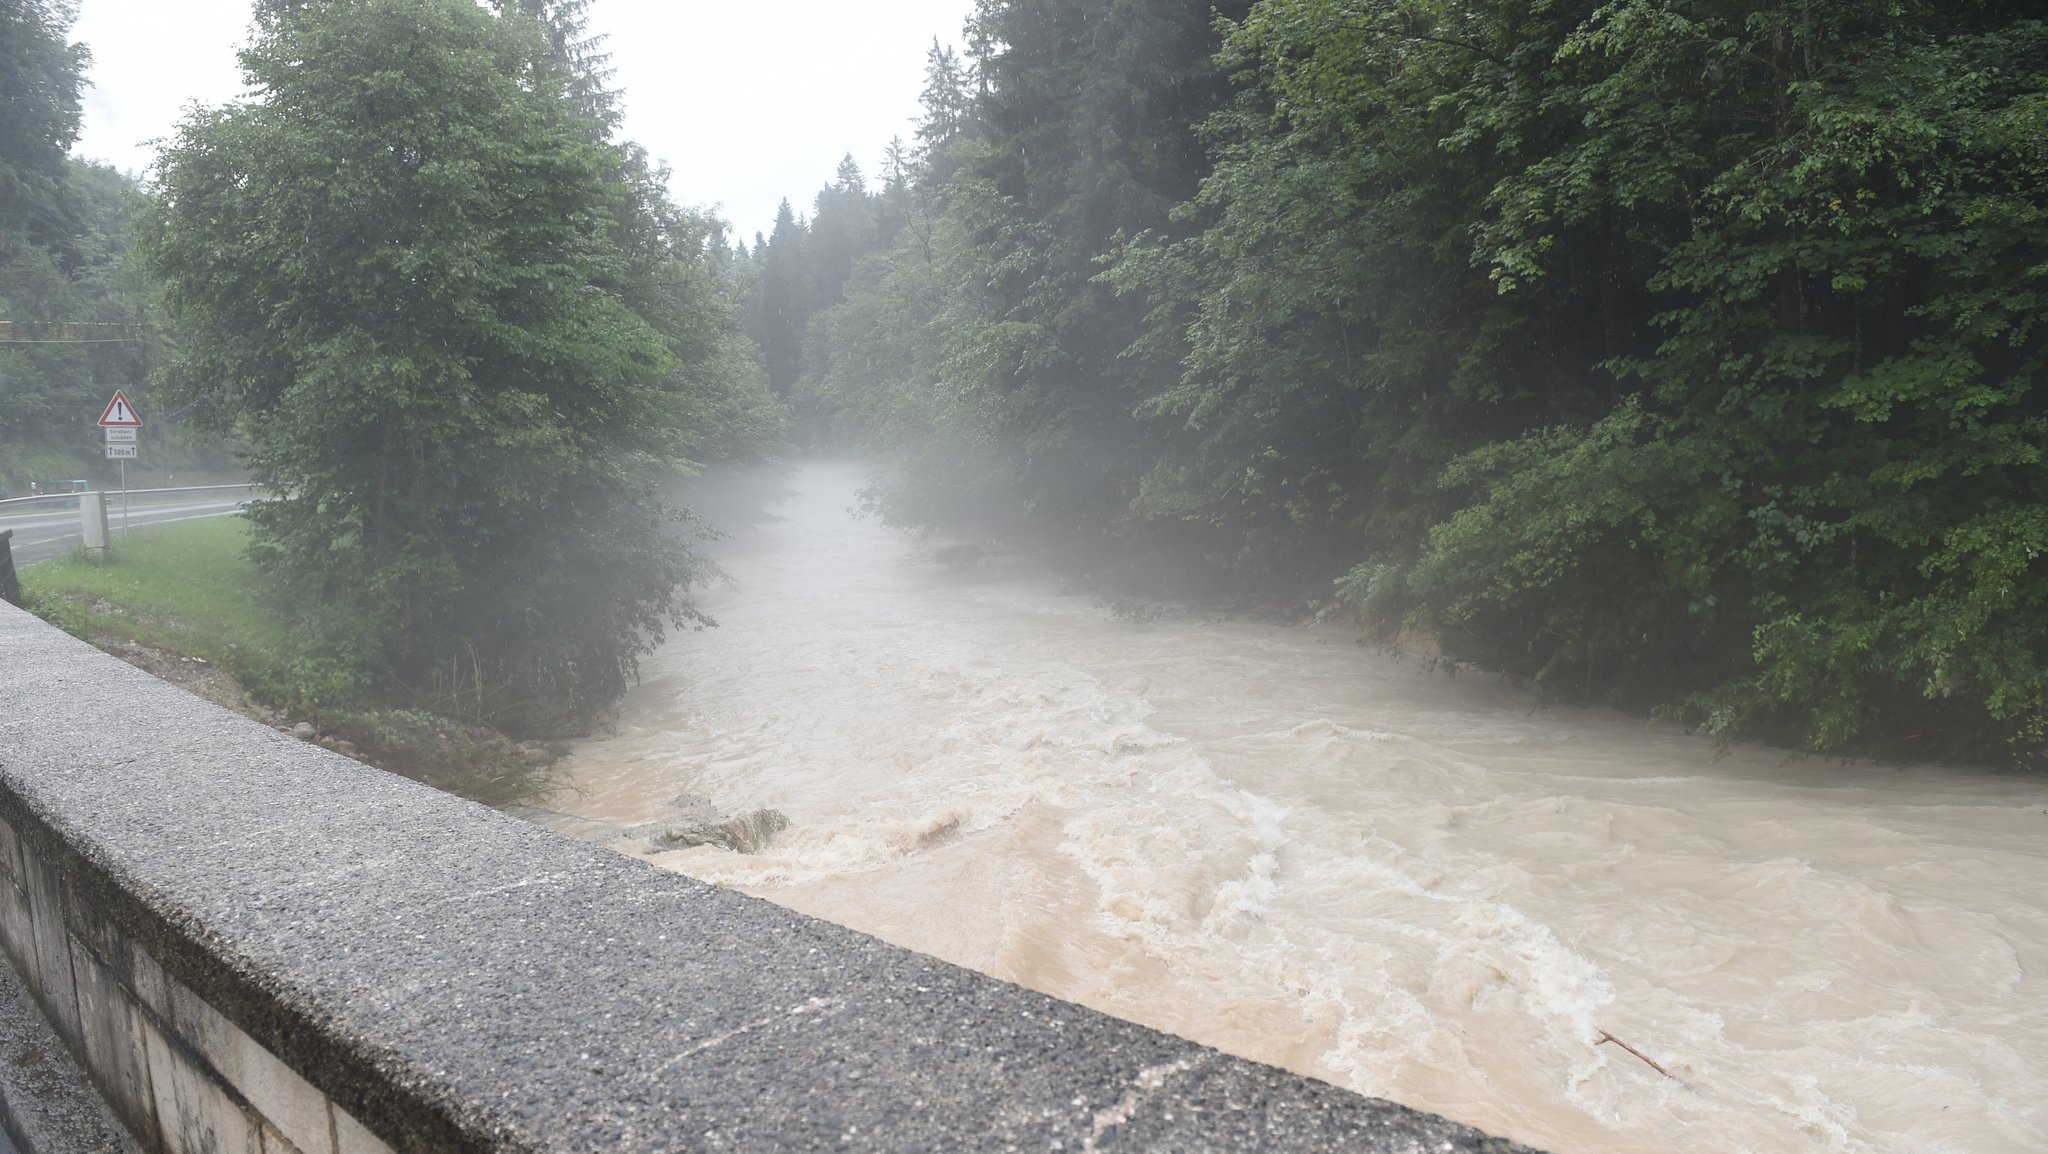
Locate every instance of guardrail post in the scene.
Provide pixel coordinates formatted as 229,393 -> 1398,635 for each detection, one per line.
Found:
79,491 -> 109,558
0,529 -> 19,607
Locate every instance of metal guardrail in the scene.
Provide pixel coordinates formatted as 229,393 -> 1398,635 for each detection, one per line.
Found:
0,484 -> 264,567
0,483 -> 259,513
0,494 -> 85,513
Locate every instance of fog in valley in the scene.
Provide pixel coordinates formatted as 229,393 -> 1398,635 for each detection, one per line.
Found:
7,2 -> 2046,1152
543,463 -> 2048,1154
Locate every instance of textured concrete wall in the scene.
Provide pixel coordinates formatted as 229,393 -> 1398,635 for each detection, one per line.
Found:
0,602 -> 1541,1154
0,811 -> 389,1154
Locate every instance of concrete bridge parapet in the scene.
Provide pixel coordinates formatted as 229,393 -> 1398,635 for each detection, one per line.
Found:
0,602 -> 1541,1154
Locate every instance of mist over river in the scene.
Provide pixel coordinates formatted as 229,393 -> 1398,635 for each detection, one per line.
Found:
550,461 -> 2048,1154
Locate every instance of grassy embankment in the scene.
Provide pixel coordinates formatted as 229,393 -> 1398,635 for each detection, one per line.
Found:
21,518 -> 560,804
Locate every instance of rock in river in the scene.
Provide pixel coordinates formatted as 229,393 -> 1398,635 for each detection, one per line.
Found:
643,808 -> 790,854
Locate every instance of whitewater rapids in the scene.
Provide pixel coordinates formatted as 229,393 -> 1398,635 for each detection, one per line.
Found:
547,461 -> 2048,1154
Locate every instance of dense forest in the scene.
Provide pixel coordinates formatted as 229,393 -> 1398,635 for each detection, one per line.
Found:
8,0 -> 2045,765
745,0 -> 2048,767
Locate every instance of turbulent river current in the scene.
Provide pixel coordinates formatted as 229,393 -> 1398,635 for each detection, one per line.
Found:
550,461 -> 2047,1154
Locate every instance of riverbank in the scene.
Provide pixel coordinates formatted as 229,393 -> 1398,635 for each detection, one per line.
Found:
19,520 -> 560,804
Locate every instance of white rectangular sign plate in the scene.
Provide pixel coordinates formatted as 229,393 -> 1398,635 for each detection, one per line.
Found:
104,427 -> 137,443
105,444 -> 138,459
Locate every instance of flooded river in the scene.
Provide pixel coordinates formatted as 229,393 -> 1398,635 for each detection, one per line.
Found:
551,461 -> 2048,1154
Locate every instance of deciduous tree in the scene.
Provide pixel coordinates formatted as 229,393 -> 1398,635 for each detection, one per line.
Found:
142,0 -> 744,730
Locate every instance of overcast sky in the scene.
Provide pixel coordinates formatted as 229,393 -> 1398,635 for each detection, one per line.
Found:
68,0 -> 974,242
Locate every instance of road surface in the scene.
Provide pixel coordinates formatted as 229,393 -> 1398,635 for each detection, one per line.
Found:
0,491 -> 252,565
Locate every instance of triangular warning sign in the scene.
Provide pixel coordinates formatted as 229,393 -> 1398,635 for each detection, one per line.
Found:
98,390 -> 142,427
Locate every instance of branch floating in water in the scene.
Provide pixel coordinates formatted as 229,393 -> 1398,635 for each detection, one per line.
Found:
1597,1029 -> 1694,1090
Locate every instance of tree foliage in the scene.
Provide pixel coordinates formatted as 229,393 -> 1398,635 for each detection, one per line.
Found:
142,0 -> 777,730
790,0 -> 2048,765
0,0 -> 85,247
0,0 -> 195,492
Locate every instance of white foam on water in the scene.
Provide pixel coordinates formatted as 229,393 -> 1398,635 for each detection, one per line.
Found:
1285,718 -> 1396,743
668,654 -> 1187,888
556,462 -> 2048,1154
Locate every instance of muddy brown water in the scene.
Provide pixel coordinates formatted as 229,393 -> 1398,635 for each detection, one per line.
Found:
547,461 -> 2048,1154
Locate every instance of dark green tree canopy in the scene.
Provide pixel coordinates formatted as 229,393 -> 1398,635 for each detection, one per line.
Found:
784,0 -> 2048,766
0,0 -> 88,249
141,0 -> 756,729
0,1 -> 179,494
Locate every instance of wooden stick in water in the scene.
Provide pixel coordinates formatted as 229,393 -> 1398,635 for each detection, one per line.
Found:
1597,1029 -> 1689,1087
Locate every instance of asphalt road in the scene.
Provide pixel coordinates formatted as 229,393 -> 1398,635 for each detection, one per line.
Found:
0,494 -> 251,565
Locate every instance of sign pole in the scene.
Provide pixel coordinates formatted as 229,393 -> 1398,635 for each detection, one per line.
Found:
121,459 -> 128,531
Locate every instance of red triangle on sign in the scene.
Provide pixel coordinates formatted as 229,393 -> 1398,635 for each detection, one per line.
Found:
98,390 -> 142,427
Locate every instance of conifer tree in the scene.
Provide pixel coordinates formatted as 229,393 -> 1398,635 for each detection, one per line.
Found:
750,200 -> 810,395
494,0 -> 619,140
808,154 -> 875,310
914,39 -> 975,182
876,136 -> 914,246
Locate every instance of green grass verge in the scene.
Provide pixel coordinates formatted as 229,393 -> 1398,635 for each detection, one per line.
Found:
20,518 -> 295,691
20,518 -> 560,806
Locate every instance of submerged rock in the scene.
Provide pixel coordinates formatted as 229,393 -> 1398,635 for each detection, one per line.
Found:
511,793 -> 791,857
637,820 -> 725,850
663,792 -> 725,821
640,807 -> 790,855
720,808 -> 791,854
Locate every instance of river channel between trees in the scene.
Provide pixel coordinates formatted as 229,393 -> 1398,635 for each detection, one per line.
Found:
547,461 -> 2047,1154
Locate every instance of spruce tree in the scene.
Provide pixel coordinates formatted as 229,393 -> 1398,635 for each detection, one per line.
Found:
914,39 -> 974,183
808,154 -> 875,310
751,200 -> 810,395
494,0 -> 619,140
